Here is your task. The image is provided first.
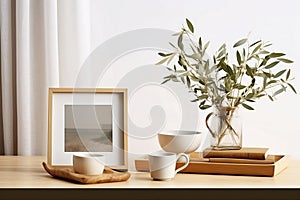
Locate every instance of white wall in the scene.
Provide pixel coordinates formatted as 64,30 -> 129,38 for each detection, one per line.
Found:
58,0 -> 300,170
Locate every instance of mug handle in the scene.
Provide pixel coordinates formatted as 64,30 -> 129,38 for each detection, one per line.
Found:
175,153 -> 190,174
205,112 -> 216,138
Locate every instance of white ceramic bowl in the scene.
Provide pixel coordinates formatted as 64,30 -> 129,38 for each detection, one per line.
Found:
158,130 -> 202,154
73,153 -> 105,175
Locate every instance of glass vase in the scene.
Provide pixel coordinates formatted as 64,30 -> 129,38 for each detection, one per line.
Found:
205,106 -> 242,150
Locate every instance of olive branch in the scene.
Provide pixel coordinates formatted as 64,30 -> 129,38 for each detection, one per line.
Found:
157,18 -> 297,111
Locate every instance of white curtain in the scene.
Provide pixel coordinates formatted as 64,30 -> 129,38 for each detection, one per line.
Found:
0,0 -> 92,155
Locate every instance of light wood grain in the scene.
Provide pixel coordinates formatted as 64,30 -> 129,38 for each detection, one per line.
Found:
49,88 -> 127,94
123,88 -> 128,168
0,156 -> 300,188
47,88 -> 53,166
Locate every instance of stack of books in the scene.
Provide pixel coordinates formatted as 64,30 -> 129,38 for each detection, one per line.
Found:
201,147 -> 272,164
135,147 -> 288,177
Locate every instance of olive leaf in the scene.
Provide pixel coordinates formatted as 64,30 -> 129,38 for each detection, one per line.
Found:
269,53 -> 285,58
236,51 -> 242,65
246,65 -> 253,77
273,87 -> 286,97
268,95 -> 274,101
161,79 -> 170,84
156,57 -> 169,65
287,83 -> 297,94
274,69 -> 286,78
191,99 -> 199,102
178,34 -> 184,50
256,94 -> 266,98
233,38 -> 247,48
286,69 -> 291,80
197,94 -> 209,100
199,105 -> 211,110
186,76 -> 191,88
267,80 -> 277,85
242,103 -> 254,110
186,18 -> 194,33
198,37 -> 202,49
158,52 -> 173,57
277,58 -> 293,63
203,41 -> 210,53
264,61 -> 279,69
252,43 -> 262,54
249,40 -> 261,47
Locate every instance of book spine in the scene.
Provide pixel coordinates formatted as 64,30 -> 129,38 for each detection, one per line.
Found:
203,151 -> 266,160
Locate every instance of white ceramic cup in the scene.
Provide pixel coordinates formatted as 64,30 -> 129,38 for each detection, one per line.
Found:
73,153 -> 105,175
148,152 -> 190,181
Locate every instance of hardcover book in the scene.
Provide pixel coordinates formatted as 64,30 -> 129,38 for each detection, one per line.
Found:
203,147 -> 269,160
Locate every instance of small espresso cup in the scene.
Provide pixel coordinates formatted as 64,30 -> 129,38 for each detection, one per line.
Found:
148,152 -> 190,181
73,153 -> 105,175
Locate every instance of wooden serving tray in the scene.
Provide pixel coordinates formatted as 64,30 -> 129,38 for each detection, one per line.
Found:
43,162 -> 131,184
135,154 -> 289,177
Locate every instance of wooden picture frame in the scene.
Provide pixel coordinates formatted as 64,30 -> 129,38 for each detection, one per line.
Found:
47,88 -> 128,170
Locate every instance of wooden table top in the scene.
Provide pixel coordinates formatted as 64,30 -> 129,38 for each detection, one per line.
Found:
0,156 -> 299,188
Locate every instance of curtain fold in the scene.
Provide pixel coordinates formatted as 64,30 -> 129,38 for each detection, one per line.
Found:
1,0 -> 92,155
0,0 -> 18,155
0,0 -> 60,155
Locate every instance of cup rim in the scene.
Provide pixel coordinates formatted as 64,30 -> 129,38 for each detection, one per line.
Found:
158,130 -> 202,136
73,152 -> 105,159
149,151 -> 176,157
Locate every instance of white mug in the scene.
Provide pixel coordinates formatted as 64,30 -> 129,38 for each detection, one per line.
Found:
73,153 -> 105,175
148,152 -> 190,181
